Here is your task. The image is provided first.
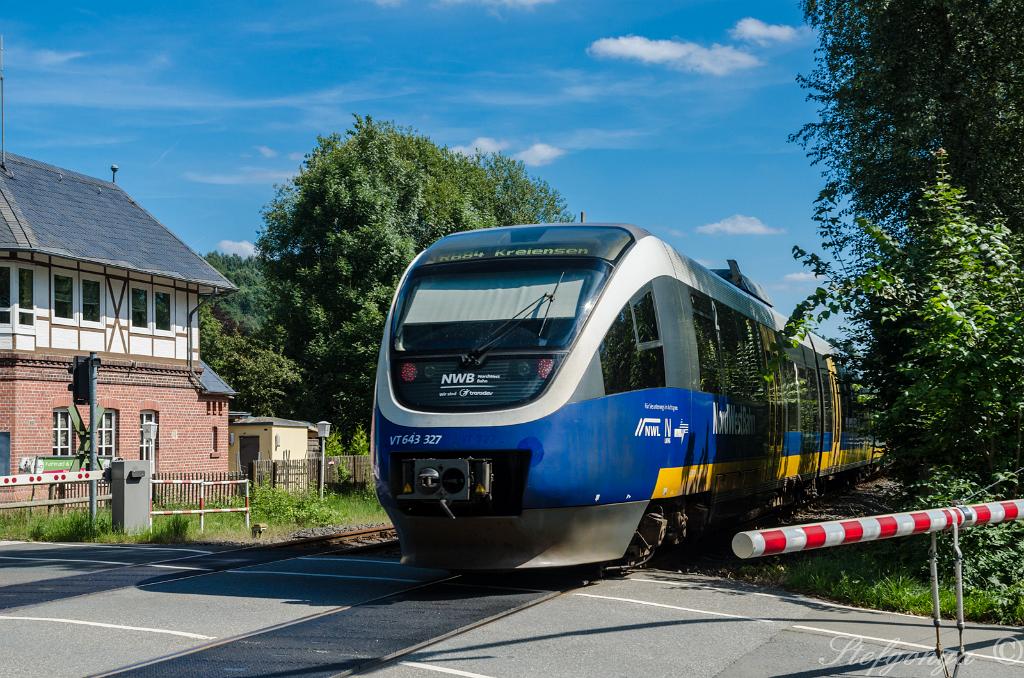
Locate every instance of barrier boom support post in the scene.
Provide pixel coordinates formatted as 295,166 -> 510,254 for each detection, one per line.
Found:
732,500 -> 1024,677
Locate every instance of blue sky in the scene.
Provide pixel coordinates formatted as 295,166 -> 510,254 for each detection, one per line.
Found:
1,0 -> 829,317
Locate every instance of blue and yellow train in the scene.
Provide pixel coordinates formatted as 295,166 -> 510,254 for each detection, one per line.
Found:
372,224 -> 876,570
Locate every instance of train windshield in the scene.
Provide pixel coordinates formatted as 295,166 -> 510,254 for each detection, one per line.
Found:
393,260 -> 609,354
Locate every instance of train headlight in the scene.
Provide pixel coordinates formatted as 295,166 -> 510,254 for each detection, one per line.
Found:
417,467 -> 440,494
441,467 -> 466,495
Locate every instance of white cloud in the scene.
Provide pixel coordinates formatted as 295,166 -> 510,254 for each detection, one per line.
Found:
587,35 -> 760,76
730,18 -> 802,46
29,49 -> 89,67
372,0 -> 403,6
451,136 -> 509,156
255,145 -> 277,158
695,214 -> 784,236
783,271 -> 822,282
287,151 -> 305,161
184,167 -> 293,185
514,143 -> 565,166
217,239 -> 257,257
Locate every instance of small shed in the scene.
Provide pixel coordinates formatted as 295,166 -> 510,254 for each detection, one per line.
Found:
228,416 -> 315,473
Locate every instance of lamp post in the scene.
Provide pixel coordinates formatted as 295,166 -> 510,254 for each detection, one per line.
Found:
141,420 -> 158,473
316,421 -> 331,499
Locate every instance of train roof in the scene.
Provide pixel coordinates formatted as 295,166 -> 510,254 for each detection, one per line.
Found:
420,223 -> 835,355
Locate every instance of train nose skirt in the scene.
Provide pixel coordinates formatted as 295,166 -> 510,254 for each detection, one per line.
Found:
393,501 -> 648,570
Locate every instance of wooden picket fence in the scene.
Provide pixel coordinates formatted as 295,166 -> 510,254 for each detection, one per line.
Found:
247,455 -> 372,493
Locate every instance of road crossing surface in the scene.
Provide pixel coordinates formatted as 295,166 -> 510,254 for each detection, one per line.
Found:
0,540 -> 1020,677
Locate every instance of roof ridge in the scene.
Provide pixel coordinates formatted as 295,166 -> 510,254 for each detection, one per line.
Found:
2,152 -> 115,190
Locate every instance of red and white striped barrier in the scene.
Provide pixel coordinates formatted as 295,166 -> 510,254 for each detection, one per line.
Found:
732,499 -> 1024,559
0,470 -> 104,487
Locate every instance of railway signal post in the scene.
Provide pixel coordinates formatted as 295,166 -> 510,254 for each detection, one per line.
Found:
69,352 -> 101,521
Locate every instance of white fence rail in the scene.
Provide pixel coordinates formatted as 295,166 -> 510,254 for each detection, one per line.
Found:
149,478 -> 250,532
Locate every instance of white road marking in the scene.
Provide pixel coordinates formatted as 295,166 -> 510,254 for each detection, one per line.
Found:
0,541 -> 213,555
401,661 -> 497,678
0,555 -> 206,570
0,615 -> 214,640
232,570 -> 421,583
0,555 -> 133,566
791,625 -> 1024,666
629,577 -> 930,619
574,593 -> 772,623
48,543 -> 215,554
298,556 -> 406,565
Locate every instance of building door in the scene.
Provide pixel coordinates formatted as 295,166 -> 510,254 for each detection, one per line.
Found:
239,436 -> 261,476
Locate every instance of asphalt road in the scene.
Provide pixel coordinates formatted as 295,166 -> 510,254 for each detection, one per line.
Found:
1,539 -> 1021,677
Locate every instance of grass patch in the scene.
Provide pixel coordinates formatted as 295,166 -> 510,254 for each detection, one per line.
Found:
734,536 -> 1024,626
0,486 -> 388,545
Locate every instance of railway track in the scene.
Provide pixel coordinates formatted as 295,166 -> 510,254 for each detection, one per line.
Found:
280,524 -> 399,552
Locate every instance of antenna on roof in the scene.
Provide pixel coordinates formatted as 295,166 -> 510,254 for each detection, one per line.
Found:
110,164 -> 118,183
1,35 -> 6,170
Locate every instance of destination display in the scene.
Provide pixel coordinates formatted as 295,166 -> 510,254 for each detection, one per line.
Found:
419,225 -> 634,266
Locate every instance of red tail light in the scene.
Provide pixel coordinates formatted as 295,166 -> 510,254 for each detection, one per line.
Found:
537,358 -> 554,379
399,362 -> 418,383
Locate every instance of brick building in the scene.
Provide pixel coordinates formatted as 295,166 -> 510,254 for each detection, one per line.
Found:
0,153 -> 236,478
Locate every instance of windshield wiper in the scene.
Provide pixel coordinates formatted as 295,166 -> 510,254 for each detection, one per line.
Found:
459,288 -> 557,369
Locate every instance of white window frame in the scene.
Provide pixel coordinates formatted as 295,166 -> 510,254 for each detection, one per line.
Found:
130,285 -> 152,334
79,273 -> 105,329
139,410 -> 158,465
97,410 -> 117,457
153,287 -> 174,336
0,264 -> 12,328
51,270 -> 78,326
16,266 -> 35,329
53,410 -> 73,456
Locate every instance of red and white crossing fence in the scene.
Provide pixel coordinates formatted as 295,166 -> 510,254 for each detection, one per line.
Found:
731,499 -> 1024,559
733,498 -> 1024,677
0,470 -> 105,487
150,478 -> 250,532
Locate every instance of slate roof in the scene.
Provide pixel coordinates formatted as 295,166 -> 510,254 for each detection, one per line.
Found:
198,360 -> 237,397
0,153 -> 233,289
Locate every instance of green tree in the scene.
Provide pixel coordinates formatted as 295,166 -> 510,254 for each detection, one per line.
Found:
796,0 -> 1024,237
204,252 -> 269,333
258,116 -> 572,437
200,306 -> 301,417
790,154 -> 1024,485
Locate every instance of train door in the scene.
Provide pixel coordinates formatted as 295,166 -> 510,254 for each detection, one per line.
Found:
709,302 -> 770,518
796,362 -> 823,476
758,325 -> 785,485
822,357 -> 842,472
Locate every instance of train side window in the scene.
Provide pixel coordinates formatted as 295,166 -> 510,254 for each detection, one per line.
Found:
690,291 -> 721,394
600,285 -> 666,395
716,303 -> 765,402
784,362 -> 800,438
632,289 -> 660,345
798,365 -> 821,453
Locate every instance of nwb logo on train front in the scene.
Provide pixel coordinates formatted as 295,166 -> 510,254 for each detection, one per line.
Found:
441,373 -> 476,384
